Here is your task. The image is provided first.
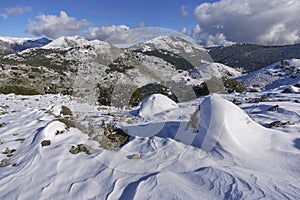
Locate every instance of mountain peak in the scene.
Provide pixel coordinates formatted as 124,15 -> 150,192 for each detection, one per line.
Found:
43,35 -> 88,49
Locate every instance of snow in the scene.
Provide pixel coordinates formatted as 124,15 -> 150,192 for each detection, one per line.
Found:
0,36 -> 35,45
146,36 -> 206,53
0,88 -> 299,199
204,94 -> 273,152
239,59 -> 300,91
187,62 -> 241,85
43,35 -> 88,49
138,94 -> 178,119
1,33 -> 300,199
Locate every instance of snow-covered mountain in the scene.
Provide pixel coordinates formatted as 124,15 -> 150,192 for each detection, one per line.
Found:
131,36 -> 213,67
0,36 -> 51,56
188,62 -> 241,85
43,36 -> 89,49
208,43 -> 300,72
1,33 -> 300,199
1,35 -> 241,106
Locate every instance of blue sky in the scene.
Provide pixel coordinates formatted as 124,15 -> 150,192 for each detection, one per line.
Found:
1,0 -> 300,45
0,0 -> 214,38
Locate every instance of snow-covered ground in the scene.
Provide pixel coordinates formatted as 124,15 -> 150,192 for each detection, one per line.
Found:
239,59 -> 300,91
0,84 -> 299,199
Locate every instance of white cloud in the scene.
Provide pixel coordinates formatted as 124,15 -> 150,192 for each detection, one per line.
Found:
193,0 -> 300,45
26,11 -> 90,39
180,27 -> 187,35
1,5 -> 31,19
192,24 -> 233,46
181,5 -> 188,16
191,24 -> 202,39
0,13 -> 8,20
5,6 -> 32,15
84,25 -> 130,40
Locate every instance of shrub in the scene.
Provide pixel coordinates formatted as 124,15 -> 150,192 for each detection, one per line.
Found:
97,85 -> 114,106
136,49 -> 195,71
129,83 -> 178,106
193,77 -> 246,97
223,77 -> 246,93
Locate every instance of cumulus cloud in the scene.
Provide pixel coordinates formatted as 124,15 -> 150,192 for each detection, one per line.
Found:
26,11 -> 90,39
193,0 -> 300,45
181,5 -> 188,16
84,25 -> 130,40
5,6 -> 32,15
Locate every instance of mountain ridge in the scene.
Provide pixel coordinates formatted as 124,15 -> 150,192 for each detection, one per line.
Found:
208,42 -> 300,72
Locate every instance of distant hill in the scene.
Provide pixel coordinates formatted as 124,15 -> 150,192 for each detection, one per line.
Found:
208,43 -> 300,72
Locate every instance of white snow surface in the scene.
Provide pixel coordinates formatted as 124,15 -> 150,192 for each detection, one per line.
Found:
239,59 -> 300,91
43,36 -> 89,49
138,94 -> 178,119
0,89 -> 300,199
187,62 -> 241,85
145,36 -> 206,53
0,36 -> 35,45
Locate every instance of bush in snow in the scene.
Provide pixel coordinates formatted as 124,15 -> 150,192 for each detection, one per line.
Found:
129,83 -> 178,107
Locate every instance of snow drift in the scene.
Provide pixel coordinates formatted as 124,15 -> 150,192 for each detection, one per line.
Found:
0,93 -> 300,199
197,94 -> 273,153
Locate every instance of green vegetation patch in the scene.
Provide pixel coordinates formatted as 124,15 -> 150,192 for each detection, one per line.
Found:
106,62 -> 135,73
97,85 -> 114,106
193,77 -> 246,98
136,49 -> 195,71
129,83 -> 179,107
0,85 -> 41,95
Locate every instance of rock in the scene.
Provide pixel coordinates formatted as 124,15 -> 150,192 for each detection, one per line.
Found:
60,105 -> 73,116
0,159 -> 10,167
268,121 -> 294,128
69,144 -> 92,155
232,98 -> 242,105
281,88 -> 293,93
127,153 -> 141,160
41,140 -> 51,147
98,123 -> 129,150
268,105 -> 279,112
2,148 -> 16,157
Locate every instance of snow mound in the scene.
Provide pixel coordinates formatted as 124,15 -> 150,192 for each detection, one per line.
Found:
0,94 -> 300,199
138,94 -> 178,118
198,94 -> 273,152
